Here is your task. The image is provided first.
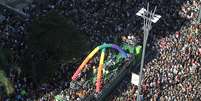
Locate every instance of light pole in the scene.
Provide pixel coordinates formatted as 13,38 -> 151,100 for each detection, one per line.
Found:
136,3 -> 161,101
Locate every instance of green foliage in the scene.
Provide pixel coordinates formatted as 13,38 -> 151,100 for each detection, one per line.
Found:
22,11 -> 90,83
0,48 -> 14,95
0,70 -> 14,95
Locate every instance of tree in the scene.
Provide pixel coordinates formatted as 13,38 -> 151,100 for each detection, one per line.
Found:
21,11 -> 90,83
0,48 -> 14,95
0,70 -> 14,95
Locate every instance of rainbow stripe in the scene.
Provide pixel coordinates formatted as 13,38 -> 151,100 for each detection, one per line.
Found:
71,47 -> 99,81
71,43 -> 127,90
96,48 -> 105,92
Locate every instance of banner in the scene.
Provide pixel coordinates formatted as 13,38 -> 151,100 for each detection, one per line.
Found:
131,73 -> 139,85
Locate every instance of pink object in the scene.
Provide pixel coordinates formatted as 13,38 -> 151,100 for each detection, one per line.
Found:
176,31 -> 180,38
71,69 -> 81,81
199,48 -> 201,55
96,79 -> 102,92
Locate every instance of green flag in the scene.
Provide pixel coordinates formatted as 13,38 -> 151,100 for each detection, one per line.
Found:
135,45 -> 142,55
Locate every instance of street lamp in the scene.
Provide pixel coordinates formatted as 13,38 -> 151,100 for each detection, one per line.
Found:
136,3 -> 161,101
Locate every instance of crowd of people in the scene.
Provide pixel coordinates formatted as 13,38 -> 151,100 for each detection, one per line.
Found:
142,27 -> 201,101
1,0 -> 137,100
110,35 -> 201,100
110,0 -> 201,101
0,0 -> 201,100
0,8 -> 27,59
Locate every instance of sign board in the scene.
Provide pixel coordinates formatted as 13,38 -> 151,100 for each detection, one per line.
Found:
131,73 -> 139,85
136,8 -> 161,23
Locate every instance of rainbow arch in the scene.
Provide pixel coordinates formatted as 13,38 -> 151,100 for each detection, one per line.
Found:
71,43 -> 128,93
